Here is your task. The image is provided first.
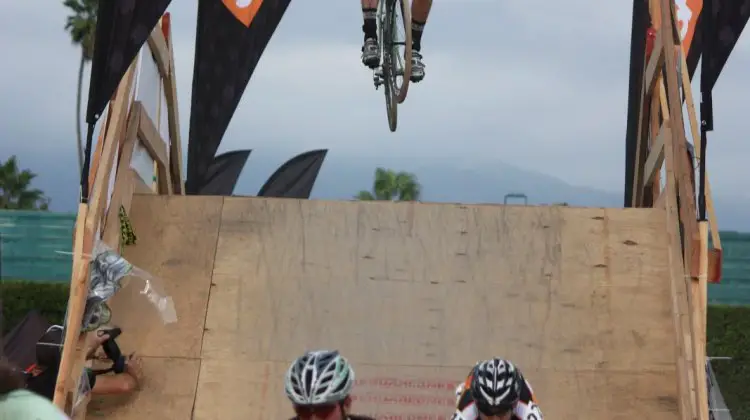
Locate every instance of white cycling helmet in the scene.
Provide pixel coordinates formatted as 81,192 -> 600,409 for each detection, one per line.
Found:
470,358 -> 521,414
284,350 -> 355,405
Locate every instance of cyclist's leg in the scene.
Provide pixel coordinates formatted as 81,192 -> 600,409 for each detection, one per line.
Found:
410,0 -> 432,82
361,0 -> 380,68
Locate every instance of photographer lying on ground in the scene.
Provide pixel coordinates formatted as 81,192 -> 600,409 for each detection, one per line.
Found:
25,326 -> 144,400
0,360 -> 69,419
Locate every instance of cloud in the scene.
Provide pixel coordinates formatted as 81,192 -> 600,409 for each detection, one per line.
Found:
0,0 -> 749,200
1,1 -> 82,155
161,0 -> 638,189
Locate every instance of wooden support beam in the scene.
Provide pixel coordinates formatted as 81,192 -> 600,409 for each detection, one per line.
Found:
631,88 -> 651,206
102,105 -> 143,249
630,5 -> 704,414
56,13 -> 184,420
135,102 -> 168,167
646,85 -> 663,206
630,0 -> 701,418
633,41 -> 671,207
163,19 -> 185,194
644,33 -> 664,96
52,63 -> 137,412
654,188 -> 666,208
146,26 -> 170,79
643,124 -> 668,187
659,1 -> 704,418
134,101 -> 172,195
677,49 -> 721,250
53,203 -> 89,410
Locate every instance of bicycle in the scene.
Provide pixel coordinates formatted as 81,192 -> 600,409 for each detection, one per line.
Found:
371,0 -> 412,132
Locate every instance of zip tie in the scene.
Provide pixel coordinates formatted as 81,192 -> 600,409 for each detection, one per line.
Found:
55,250 -> 94,259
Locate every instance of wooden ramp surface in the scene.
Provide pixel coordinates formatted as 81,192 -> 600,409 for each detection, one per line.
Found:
88,195 -> 680,419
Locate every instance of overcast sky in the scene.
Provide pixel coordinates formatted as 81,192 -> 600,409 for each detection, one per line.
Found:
2,0 -> 749,204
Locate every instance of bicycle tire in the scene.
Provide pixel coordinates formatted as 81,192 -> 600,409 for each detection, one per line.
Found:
382,57 -> 397,132
384,0 -> 412,105
384,83 -> 397,132
381,1 -> 397,131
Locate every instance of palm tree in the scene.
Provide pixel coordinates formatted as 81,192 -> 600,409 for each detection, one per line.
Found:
64,0 -> 99,175
356,167 -> 422,201
0,156 -> 49,210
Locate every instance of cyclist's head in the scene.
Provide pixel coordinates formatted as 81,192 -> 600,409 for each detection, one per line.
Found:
470,358 -> 521,419
284,350 -> 355,420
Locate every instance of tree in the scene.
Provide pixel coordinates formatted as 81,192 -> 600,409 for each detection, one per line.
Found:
64,0 -> 99,176
0,156 -> 50,210
356,167 -> 422,201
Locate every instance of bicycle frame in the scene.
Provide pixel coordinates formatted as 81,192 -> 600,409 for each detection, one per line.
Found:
369,0 -> 411,132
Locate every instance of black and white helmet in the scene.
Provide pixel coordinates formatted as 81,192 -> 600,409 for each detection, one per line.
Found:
284,350 -> 355,405
470,358 -> 521,413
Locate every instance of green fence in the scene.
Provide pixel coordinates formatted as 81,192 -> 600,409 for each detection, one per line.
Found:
0,210 -> 76,282
1,210 -> 749,304
709,231 -> 750,306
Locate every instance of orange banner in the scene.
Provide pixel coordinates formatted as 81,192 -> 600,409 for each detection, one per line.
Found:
222,0 -> 264,27
651,0 -> 702,52
675,0 -> 702,53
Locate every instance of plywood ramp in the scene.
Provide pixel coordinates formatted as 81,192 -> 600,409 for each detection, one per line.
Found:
88,195 -> 679,419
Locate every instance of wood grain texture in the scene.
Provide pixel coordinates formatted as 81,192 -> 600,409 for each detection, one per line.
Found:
92,196 -> 680,419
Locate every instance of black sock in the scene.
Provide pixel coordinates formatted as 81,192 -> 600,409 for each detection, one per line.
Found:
411,20 -> 425,51
362,8 -> 377,41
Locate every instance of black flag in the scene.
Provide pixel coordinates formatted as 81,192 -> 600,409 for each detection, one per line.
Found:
198,150 -> 252,195
186,0 -> 292,193
258,150 -> 328,198
686,0 -> 750,89
623,0 -> 651,206
81,0 -> 172,201
86,0 -> 172,124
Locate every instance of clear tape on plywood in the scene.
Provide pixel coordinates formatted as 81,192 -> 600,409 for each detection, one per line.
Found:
58,240 -> 178,330
85,240 -> 177,328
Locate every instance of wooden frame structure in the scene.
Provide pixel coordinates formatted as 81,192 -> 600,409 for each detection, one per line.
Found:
51,14 -> 185,418
628,1 -> 723,419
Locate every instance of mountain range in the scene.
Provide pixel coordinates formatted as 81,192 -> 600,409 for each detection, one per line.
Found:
26,151 -> 750,232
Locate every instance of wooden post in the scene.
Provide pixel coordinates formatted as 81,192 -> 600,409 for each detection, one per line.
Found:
695,221 -> 710,418
629,0 -> 713,417
51,203 -> 90,408
52,16 -> 184,418
52,64 -> 137,411
162,14 -> 186,195
677,48 -> 721,250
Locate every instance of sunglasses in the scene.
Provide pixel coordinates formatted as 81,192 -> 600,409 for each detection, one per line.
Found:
293,403 -> 338,418
475,402 -> 513,417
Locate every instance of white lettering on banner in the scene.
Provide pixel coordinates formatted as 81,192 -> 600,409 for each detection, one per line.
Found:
674,0 -> 693,41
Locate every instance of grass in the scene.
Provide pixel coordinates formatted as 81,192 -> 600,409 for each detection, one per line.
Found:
706,305 -> 750,418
